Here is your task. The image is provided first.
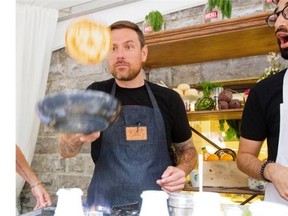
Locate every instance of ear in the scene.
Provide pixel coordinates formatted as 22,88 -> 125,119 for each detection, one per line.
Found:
141,45 -> 148,62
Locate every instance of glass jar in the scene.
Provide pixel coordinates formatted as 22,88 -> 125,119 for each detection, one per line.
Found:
263,0 -> 276,12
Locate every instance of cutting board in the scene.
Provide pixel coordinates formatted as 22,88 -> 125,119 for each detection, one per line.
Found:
203,161 -> 248,187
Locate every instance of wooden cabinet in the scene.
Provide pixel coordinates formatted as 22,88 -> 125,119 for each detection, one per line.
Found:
144,12 -> 278,69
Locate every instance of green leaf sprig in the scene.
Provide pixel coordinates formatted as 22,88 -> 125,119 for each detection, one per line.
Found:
200,81 -> 222,97
145,10 -> 164,32
208,0 -> 232,19
219,119 -> 241,140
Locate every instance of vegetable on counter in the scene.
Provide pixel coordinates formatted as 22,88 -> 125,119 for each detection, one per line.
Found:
194,81 -> 222,111
218,89 -> 242,110
195,96 -> 216,111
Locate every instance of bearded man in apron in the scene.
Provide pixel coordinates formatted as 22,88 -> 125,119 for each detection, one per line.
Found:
57,20 -> 198,210
237,0 -> 288,206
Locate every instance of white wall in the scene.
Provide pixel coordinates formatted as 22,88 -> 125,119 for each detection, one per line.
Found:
52,0 -> 206,51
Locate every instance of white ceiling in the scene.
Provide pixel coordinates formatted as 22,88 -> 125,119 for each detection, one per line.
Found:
16,0 -> 97,10
16,0 -> 140,20
16,0 -> 207,21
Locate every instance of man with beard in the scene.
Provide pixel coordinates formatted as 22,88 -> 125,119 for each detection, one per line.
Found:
57,20 -> 198,210
237,0 -> 288,206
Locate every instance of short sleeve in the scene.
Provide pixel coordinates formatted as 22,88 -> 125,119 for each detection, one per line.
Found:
241,88 -> 267,141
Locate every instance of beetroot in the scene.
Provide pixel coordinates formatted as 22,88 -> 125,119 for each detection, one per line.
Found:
218,89 -> 233,102
229,99 -> 241,109
218,100 -> 229,110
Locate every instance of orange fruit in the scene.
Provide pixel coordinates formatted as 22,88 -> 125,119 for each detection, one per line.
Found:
220,153 -> 234,161
207,154 -> 219,161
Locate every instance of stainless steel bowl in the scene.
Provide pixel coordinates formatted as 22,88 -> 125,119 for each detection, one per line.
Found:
168,193 -> 194,216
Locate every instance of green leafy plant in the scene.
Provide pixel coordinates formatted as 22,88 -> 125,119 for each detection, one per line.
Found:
200,81 -> 222,97
145,10 -> 164,32
208,0 -> 232,19
194,82 -> 222,111
219,119 -> 241,140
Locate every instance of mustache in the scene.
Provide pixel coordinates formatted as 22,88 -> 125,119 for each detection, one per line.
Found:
275,26 -> 288,34
114,59 -> 129,65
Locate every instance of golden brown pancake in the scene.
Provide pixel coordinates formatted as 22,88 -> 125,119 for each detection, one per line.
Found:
65,19 -> 111,65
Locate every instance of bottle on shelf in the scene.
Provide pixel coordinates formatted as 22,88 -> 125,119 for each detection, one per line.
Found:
263,0 -> 276,12
201,146 -> 210,161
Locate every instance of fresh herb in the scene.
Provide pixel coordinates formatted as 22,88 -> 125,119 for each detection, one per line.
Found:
208,0 -> 232,19
145,10 -> 164,32
219,119 -> 241,140
200,81 -> 222,97
219,119 -> 225,131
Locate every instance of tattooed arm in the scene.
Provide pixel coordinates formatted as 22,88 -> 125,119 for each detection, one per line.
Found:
175,136 -> 198,176
156,136 -> 198,192
58,132 -> 100,158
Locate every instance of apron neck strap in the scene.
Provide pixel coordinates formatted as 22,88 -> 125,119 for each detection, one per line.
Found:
283,69 -> 288,103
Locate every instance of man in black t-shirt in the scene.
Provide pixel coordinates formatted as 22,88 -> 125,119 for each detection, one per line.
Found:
57,20 -> 198,209
237,0 -> 288,206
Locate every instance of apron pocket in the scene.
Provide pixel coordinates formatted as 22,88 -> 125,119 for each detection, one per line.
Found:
118,124 -> 156,165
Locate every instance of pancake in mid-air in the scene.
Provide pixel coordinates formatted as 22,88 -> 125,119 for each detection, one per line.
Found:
65,19 -> 111,64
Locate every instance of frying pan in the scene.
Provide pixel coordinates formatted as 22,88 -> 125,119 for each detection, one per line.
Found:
36,89 -> 121,134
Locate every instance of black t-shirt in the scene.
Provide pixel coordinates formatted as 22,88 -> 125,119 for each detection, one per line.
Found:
87,78 -> 192,163
241,69 -> 286,161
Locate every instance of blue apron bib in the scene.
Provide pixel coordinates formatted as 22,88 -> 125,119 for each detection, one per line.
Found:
87,81 -> 172,209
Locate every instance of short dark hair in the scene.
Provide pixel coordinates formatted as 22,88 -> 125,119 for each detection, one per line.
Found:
109,20 -> 146,48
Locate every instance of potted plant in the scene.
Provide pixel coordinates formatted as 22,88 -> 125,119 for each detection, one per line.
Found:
143,10 -> 164,34
208,0 -> 232,19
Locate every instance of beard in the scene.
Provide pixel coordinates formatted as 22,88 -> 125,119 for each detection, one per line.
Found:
109,58 -> 143,81
279,44 -> 288,60
276,26 -> 288,60
110,65 -> 141,81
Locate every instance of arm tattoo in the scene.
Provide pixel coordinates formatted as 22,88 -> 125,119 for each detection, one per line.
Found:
58,134 -> 83,157
174,137 -> 198,175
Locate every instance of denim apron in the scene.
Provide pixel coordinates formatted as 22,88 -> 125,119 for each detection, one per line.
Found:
265,70 -> 288,206
87,81 -> 172,209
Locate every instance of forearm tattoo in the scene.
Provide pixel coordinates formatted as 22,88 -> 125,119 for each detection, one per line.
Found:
175,137 -> 195,154
174,137 -> 197,174
58,134 -> 83,157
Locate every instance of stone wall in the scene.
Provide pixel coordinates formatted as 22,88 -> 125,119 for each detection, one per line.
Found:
19,0 -> 285,213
